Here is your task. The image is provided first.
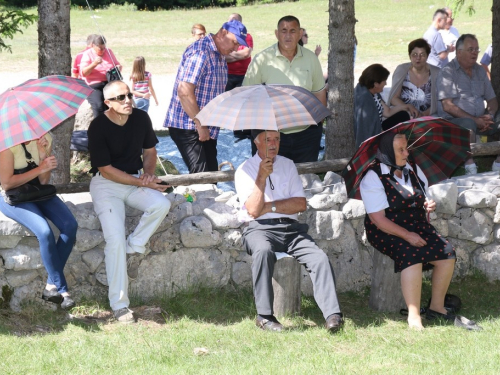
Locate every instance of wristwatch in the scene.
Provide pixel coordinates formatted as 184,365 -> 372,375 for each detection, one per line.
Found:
271,202 -> 276,212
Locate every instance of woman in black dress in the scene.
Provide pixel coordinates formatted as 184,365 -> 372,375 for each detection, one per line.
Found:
360,132 -> 456,330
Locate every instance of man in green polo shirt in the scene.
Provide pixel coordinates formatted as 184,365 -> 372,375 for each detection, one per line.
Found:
243,15 -> 327,163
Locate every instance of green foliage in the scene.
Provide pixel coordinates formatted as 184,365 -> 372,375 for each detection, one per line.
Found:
448,0 -> 477,16
0,8 -> 37,53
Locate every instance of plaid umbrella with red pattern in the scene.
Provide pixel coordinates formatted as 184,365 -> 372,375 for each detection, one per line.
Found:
0,75 -> 93,152
343,117 -> 471,200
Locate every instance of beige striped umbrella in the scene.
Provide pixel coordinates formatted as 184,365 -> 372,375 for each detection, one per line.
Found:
194,84 -> 331,132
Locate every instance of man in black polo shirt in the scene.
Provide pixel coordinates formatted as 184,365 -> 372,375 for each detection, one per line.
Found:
88,81 -> 171,323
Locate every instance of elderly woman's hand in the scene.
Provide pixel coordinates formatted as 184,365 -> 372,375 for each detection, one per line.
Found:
406,105 -> 420,119
424,199 -> 436,213
405,231 -> 427,247
36,137 -> 50,160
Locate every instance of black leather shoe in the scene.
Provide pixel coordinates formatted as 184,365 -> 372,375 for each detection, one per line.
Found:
325,313 -> 344,333
425,308 -> 455,321
256,316 -> 283,332
61,296 -> 76,310
41,288 -> 63,305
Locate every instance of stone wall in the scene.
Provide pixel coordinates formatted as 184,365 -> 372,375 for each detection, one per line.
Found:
1,171 -> 500,311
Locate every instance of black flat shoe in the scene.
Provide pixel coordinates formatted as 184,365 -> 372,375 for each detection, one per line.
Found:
41,288 -> 63,305
60,296 -> 76,310
425,308 -> 455,321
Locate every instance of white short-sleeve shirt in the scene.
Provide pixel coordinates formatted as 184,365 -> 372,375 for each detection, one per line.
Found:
360,162 -> 429,214
235,154 -> 305,222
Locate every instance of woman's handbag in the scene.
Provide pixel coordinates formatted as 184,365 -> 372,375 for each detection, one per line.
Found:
4,183 -> 56,205
3,144 -> 56,206
106,67 -> 123,82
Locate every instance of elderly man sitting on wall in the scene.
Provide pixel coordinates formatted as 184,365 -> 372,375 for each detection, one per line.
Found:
437,33 -> 500,175
235,129 -> 343,333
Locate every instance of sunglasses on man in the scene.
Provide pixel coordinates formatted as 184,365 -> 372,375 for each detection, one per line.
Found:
106,93 -> 133,102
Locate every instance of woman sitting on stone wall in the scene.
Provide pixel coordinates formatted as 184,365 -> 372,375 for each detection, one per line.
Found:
360,132 -> 456,330
0,134 -> 78,309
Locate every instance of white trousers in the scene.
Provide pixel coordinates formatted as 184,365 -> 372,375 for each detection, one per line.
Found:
90,174 -> 171,310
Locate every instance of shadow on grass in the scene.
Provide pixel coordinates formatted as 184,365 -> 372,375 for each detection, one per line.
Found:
1,274 -> 498,335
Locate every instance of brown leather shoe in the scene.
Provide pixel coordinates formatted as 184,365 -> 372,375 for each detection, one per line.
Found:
325,313 -> 344,333
256,315 -> 283,332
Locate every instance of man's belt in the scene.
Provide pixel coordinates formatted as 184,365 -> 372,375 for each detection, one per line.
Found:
256,218 -> 297,225
93,170 -> 138,176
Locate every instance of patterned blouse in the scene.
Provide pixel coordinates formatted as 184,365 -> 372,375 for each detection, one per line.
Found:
400,72 -> 432,112
372,93 -> 384,123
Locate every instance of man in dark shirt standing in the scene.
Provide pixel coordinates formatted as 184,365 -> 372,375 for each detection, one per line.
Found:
88,81 -> 171,323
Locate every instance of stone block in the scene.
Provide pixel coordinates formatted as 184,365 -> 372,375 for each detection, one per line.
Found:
300,174 -> 323,195
203,202 -> 240,229
448,208 -> 493,244
429,182 -> 458,214
457,190 -> 497,208
81,248 -> 105,273
307,193 -> 339,210
472,244 -> 500,281
342,199 -> 366,219
180,216 -> 222,248
0,246 -> 43,271
303,209 -> 345,241
150,223 -> 181,253
0,235 -> 23,249
131,248 -> 231,297
73,228 -> 104,252
4,270 -> 39,288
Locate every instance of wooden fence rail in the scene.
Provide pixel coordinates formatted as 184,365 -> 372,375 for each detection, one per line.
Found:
55,141 -> 500,195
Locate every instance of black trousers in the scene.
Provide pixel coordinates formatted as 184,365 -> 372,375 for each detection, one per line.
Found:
381,111 -> 411,131
88,81 -> 108,119
241,220 -> 341,319
275,123 -> 323,163
169,127 -> 218,173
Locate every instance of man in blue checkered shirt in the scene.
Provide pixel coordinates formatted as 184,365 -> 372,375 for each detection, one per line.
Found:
164,20 -> 248,173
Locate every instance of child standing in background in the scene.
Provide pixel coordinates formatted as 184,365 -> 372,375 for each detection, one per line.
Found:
129,56 -> 158,112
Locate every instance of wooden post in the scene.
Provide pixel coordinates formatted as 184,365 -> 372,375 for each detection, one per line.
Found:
369,251 -> 406,312
272,256 -> 301,317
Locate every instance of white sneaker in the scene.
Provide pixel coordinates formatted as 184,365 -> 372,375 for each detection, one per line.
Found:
464,163 -> 478,175
113,307 -> 135,323
492,161 -> 500,172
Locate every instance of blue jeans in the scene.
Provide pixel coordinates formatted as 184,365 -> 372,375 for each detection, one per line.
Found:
0,195 -> 77,293
135,97 -> 150,112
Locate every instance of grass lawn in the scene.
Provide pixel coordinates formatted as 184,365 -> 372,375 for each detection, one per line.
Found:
0,0 -> 493,79
0,2 -> 499,373
0,274 -> 499,374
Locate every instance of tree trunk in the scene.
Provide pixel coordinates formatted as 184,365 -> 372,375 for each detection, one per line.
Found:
38,0 -> 73,184
325,0 -> 357,160
492,0 -> 500,99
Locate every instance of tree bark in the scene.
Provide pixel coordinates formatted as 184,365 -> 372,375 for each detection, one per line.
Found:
325,0 -> 357,160
492,0 -> 500,99
38,0 -> 73,184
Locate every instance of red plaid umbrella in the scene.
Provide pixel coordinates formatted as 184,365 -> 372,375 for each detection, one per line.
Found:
342,117 -> 471,200
0,75 -> 93,152
195,84 -> 331,132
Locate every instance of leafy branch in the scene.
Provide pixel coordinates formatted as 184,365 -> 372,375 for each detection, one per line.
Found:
0,9 -> 38,53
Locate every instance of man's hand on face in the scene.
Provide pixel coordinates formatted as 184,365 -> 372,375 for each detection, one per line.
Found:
258,157 -> 274,179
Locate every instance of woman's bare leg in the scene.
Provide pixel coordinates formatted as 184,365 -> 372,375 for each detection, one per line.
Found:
401,263 -> 424,329
428,258 -> 455,314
